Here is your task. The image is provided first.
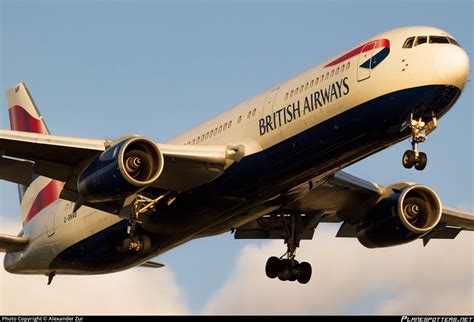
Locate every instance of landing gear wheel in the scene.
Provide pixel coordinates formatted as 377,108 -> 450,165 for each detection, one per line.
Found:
117,237 -> 132,254
137,235 -> 151,257
402,150 -> 415,169
403,113 -> 436,170
288,260 -> 299,282
277,259 -> 292,281
297,262 -> 312,284
265,256 -> 281,279
414,152 -> 427,171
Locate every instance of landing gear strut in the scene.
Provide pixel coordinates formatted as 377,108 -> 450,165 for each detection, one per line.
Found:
265,213 -> 313,284
117,193 -> 175,256
402,113 -> 437,171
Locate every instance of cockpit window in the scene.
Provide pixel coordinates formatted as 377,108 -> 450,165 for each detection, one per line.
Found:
429,36 -> 450,44
414,36 -> 427,46
448,37 -> 461,47
403,37 -> 415,48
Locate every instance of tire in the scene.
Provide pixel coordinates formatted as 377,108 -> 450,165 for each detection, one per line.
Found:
277,259 -> 292,281
117,237 -> 132,254
265,256 -> 281,279
138,235 -> 152,257
297,262 -> 312,284
414,152 -> 427,171
288,261 -> 299,282
402,150 -> 415,169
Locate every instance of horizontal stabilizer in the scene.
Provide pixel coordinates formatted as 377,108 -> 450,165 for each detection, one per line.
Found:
0,233 -> 29,252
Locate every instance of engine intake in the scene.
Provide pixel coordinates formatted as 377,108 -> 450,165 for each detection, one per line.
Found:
397,185 -> 442,234
78,137 -> 164,202
357,185 -> 442,248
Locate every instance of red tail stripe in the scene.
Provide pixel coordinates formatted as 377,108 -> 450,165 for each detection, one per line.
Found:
324,39 -> 390,67
23,180 -> 64,225
9,105 -> 48,134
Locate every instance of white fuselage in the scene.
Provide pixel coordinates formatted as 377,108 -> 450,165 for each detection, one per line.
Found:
5,26 -> 469,275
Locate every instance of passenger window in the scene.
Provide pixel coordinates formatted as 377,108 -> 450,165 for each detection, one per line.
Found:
219,125 -> 222,133
205,132 -> 209,139
295,87 -> 299,94
238,115 -> 242,123
403,37 -> 415,48
316,77 -> 319,85
223,123 -> 227,131
201,134 -> 204,141
336,67 -> 340,75
252,108 -> 256,116
429,36 -> 449,44
448,37 -> 461,47
300,85 -> 303,92
215,127 -> 218,134
285,92 -> 288,100
326,72 -> 329,80
330,70 -> 334,77
346,62 -> 350,69
414,36 -> 427,46
310,80 -> 314,87
305,82 -> 309,90
192,139 -> 195,144
210,129 -> 214,136
197,137 -> 200,143
341,64 -> 345,72
247,111 -> 251,118
321,75 -> 324,82
290,90 -> 294,97
228,120 -> 232,129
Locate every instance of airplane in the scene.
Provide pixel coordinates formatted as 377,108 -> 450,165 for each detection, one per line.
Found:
0,26 -> 473,285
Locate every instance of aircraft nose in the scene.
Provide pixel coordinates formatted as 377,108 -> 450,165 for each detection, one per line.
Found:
435,45 -> 470,89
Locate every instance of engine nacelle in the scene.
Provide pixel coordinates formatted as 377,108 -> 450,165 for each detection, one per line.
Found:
78,136 -> 164,202
357,185 -> 442,248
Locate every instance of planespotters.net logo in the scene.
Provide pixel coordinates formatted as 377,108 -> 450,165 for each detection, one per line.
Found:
402,316 -> 474,322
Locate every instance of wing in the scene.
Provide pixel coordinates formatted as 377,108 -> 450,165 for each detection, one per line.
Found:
0,233 -> 29,252
0,129 -> 252,208
234,171 -> 473,245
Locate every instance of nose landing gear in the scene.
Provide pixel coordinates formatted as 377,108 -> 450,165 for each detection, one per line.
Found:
402,113 -> 437,171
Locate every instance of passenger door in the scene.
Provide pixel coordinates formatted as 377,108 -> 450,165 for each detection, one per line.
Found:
357,42 -> 376,81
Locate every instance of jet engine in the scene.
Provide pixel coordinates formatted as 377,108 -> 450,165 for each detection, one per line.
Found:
357,185 -> 442,248
77,136 -> 164,202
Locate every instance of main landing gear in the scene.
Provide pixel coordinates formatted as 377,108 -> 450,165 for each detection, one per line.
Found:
265,214 -> 312,284
402,113 -> 437,171
117,193 -> 175,257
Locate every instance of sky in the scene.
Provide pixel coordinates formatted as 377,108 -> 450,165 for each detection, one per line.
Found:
0,0 -> 473,315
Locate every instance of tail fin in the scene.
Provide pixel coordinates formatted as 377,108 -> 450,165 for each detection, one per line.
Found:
6,82 -> 50,134
6,82 -> 63,226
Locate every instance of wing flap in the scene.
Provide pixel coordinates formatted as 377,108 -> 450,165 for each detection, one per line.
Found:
440,206 -> 474,230
0,234 -> 29,252
0,158 -> 34,185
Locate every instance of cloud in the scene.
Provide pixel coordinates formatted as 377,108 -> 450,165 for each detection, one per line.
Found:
0,220 -> 189,315
203,225 -> 474,315
1,217 -> 472,315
